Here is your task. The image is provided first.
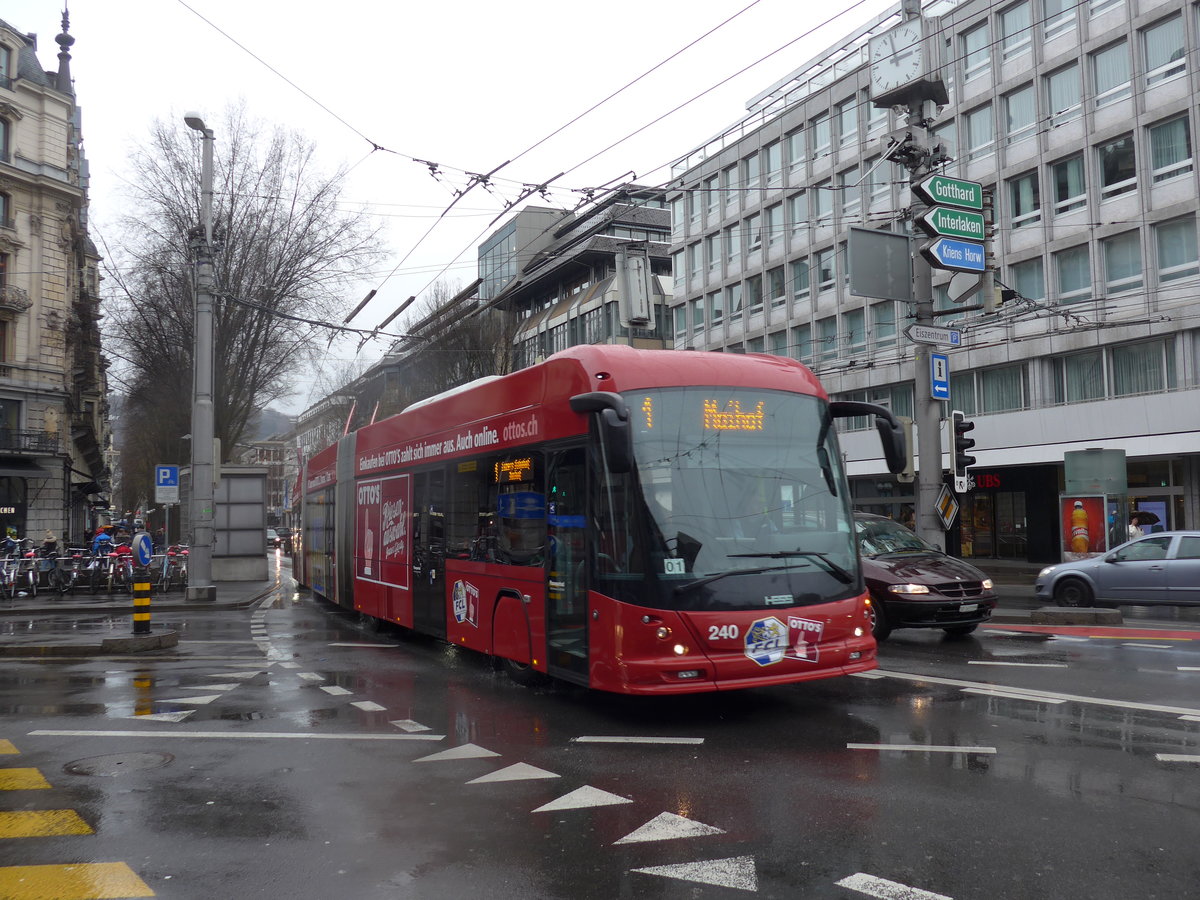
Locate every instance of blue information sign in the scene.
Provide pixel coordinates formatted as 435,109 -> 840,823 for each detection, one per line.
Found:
931,353 -> 950,400
921,237 -> 986,273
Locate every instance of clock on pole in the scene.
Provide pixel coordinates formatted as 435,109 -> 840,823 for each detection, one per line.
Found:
868,17 -> 949,107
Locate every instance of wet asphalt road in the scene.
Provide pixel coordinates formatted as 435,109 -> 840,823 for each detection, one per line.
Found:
2,559 -> 1199,899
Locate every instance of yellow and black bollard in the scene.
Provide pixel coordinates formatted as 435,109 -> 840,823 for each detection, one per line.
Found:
132,577 -> 152,635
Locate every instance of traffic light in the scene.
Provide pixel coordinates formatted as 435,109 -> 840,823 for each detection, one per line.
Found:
951,410 -> 976,490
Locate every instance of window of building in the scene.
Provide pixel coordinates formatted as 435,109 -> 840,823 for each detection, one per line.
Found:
1010,256 -> 1045,300
1143,16 -> 1185,85
980,365 -> 1026,412
724,223 -> 738,266
1055,244 -> 1092,304
1092,41 -> 1131,106
671,250 -> 685,290
0,46 -> 10,89
745,336 -> 765,354
1052,350 -> 1105,403
764,142 -> 782,188
962,23 -> 991,80
811,113 -> 831,155
838,384 -> 913,430
1149,116 -> 1192,183
1098,135 -> 1136,198
746,274 -> 764,313
788,192 -> 808,232
1005,84 -> 1036,143
837,97 -> 858,146
1045,64 -> 1081,124
839,166 -> 860,217
744,213 -> 762,254
704,175 -> 720,219
1103,231 -> 1143,293
1043,0 -> 1077,39
673,305 -> 688,340
670,197 -> 684,241
864,157 -> 889,204
723,165 -> 739,213
767,266 -> 786,307
1112,339 -> 1175,396
1051,154 -> 1086,214
1000,2 -> 1032,61
769,331 -> 787,356
871,302 -> 896,350
743,152 -> 761,192
1008,171 -> 1040,229
787,129 -> 806,172
792,259 -> 810,299
686,191 -> 701,232
0,119 -> 9,164
815,248 -> 835,292
844,308 -> 865,353
708,290 -> 724,325
727,283 -> 744,321
792,324 -> 812,363
0,193 -> 10,229
867,97 -> 888,133
687,243 -> 702,283
765,203 -> 783,250
818,316 -> 838,362
689,297 -> 704,333
1088,0 -> 1121,15
965,104 -> 994,160
705,233 -> 720,274
1155,217 -> 1199,282
813,180 -> 833,222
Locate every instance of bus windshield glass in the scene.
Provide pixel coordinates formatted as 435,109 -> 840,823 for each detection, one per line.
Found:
593,386 -> 859,611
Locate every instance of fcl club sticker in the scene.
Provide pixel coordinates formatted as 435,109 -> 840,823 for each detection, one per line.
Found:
744,616 -> 789,666
452,580 -> 479,628
785,616 -> 824,663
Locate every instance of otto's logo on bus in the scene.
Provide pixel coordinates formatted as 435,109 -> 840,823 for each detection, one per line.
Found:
744,616 -> 789,667
452,580 -> 479,627
786,616 -> 824,664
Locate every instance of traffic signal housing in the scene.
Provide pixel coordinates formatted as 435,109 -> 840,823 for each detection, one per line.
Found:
951,410 -> 976,491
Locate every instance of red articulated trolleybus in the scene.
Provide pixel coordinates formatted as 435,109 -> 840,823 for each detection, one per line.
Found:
294,345 -> 906,695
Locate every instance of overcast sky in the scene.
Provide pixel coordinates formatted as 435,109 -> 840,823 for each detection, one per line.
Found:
8,0 -> 897,412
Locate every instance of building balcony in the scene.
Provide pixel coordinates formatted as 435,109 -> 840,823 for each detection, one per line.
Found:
0,284 -> 31,313
0,429 -> 61,454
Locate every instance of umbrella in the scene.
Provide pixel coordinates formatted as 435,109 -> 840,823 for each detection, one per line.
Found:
1133,510 -> 1160,525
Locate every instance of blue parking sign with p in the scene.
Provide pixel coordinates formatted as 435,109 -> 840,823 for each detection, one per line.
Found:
155,464 -> 180,504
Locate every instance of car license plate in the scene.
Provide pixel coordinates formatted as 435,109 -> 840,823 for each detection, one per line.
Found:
960,603 -> 978,612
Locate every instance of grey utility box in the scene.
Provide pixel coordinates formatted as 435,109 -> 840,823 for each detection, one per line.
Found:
180,464 -> 269,581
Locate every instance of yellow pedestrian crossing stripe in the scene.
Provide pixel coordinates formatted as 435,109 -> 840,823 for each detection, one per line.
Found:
0,809 -> 95,838
0,767 -> 51,790
0,862 -> 155,898
0,739 -> 18,754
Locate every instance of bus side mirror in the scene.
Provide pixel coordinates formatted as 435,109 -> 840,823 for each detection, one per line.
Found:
570,391 -> 632,474
828,400 -> 907,475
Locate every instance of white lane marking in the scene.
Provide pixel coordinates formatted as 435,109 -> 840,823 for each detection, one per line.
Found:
1178,666 -> 1200,671
121,711 -> 195,723
631,856 -> 757,892
466,762 -> 559,784
350,701 -> 386,712
277,662 -> 300,669
414,743 -> 499,762
1123,642 -> 1174,650
390,719 -> 431,733
836,872 -> 953,899
179,684 -> 239,691
1156,754 -> 1200,763
328,642 -> 396,648
850,671 -> 885,679
615,812 -> 725,844
157,694 -> 223,705
297,672 -> 325,682
847,743 -> 997,754
1178,715 -> 1200,723
966,661 -> 1068,668
203,671 -> 261,680
963,687 -> 1067,704
1050,636 -> 1091,643
874,668 -> 1200,719
981,629 -> 1026,636
532,786 -> 633,812
571,736 -> 704,745
320,686 -> 352,696
179,640 -> 259,645
32,729 -> 445,741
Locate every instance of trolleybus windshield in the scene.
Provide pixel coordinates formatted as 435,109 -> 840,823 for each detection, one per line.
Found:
592,386 -> 859,612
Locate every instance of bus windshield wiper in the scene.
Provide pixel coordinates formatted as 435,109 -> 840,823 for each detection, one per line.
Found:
672,564 -> 798,596
728,550 -> 854,583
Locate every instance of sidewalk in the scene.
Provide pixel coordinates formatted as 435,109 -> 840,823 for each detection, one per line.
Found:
0,579 -> 283,657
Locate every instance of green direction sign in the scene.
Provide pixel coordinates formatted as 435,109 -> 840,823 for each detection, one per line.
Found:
918,206 -> 986,241
914,174 -> 983,211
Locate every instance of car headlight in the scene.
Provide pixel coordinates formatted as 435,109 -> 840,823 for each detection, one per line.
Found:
888,583 -> 930,595
981,578 -> 993,590
1037,566 -> 1057,578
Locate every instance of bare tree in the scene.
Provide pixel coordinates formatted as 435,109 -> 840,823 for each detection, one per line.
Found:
105,104 -> 385,500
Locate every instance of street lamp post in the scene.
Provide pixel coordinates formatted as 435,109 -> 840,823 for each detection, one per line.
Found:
184,112 -> 216,602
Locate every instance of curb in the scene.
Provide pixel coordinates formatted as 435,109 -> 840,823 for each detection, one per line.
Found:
0,630 -> 180,658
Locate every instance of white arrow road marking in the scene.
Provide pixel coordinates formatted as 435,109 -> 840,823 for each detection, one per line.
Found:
390,719 -> 431,733
615,811 -> 725,844
121,711 -> 195,723
466,762 -> 559,784
836,872 -> 953,899
158,694 -> 224,705
320,686 -> 352,696
350,701 -> 386,712
532,786 -> 633,812
631,856 -> 757,892
414,743 -> 499,762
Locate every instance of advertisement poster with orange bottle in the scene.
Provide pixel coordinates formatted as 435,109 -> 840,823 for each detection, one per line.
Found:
1059,495 -> 1107,561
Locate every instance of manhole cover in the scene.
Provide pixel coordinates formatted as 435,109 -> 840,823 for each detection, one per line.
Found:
64,751 -> 175,777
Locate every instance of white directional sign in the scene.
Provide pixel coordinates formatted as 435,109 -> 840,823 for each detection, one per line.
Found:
904,324 -> 962,346
155,464 -> 179,504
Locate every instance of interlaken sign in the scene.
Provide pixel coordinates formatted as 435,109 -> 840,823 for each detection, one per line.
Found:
914,174 -> 986,273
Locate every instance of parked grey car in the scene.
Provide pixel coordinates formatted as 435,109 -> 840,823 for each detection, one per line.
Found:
1035,530 -> 1200,607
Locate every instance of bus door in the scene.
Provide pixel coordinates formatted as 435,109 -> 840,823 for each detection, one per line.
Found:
412,468 -> 447,638
546,447 -> 589,683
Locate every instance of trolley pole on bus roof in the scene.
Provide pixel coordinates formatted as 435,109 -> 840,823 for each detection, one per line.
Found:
184,112 -> 217,602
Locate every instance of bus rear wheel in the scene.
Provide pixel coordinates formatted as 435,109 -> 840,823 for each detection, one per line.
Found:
502,656 -> 547,687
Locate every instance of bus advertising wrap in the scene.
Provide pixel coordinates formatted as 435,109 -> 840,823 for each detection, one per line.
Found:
356,474 -> 411,589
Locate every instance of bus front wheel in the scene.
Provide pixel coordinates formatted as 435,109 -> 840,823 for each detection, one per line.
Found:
502,656 -> 547,687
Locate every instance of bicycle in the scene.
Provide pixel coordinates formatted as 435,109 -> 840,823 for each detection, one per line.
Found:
53,548 -> 88,595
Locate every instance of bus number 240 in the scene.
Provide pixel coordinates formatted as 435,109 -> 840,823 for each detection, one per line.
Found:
709,624 -> 739,640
